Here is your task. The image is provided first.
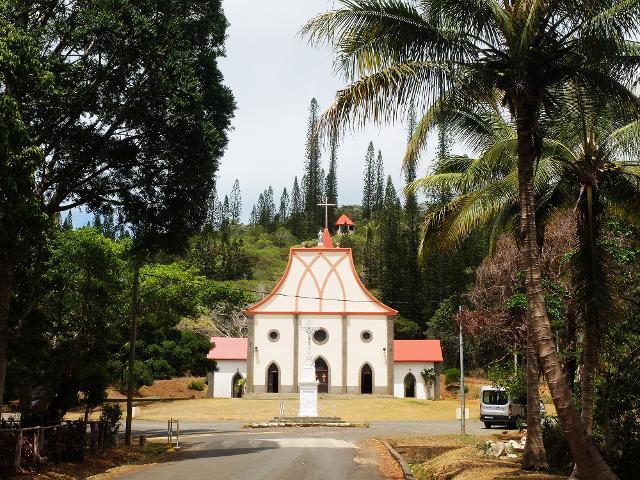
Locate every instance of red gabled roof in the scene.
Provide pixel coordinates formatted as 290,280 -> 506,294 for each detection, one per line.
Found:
394,340 -> 443,362
321,228 -> 333,248
207,337 -> 247,360
334,214 -> 354,226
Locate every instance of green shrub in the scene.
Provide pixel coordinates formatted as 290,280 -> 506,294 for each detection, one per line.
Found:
542,417 -> 572,473
187,379 -> 205,391
445,368 -> 461,385
100,403 -> 122,448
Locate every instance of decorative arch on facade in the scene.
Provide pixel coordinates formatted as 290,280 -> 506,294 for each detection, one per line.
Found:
359,362 -> 374,395
404,372 -> 416,398
266,362 -> 280,394
232,371 -> 244,398
314,356 -> 330,394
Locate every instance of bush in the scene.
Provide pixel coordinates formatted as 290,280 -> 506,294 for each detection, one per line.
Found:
445,368 -> 461,386
100,403 -> 122,448
542,417 -> 572,473
187,379 -> 205,391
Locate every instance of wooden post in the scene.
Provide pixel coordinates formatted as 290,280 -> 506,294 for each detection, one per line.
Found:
55,425 -> 63,463
14,430 -> 23,473
90,422 -> 98,454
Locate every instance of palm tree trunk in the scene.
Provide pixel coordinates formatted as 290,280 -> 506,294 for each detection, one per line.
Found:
581,322 -> 597,436
514,100 -> 615,479
523,318 -> 547,469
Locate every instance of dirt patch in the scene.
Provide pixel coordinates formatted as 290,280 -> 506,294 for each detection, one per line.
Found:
357,439 -> 404,480
11,444 -> 167,480
106,377 -> 207,400
388,435 -> 563,480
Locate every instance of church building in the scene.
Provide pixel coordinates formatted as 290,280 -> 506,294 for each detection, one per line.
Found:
207,228 -> 443,399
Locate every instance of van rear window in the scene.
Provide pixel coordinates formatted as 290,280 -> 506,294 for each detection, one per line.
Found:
482,390 -> 508,405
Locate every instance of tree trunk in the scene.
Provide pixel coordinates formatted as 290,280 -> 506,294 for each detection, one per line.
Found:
515,100 -> 616,479
523,317 -> 547,469
124,258 -> 140,447
0,256 -> 15,410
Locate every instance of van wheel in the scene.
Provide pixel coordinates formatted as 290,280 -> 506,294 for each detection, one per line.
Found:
484,422 -> 492,429
507,421 -> 517,429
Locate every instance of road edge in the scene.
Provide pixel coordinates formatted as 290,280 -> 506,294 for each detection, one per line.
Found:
381,440 -> 413,480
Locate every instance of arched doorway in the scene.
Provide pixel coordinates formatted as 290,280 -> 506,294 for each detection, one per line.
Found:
360,364 -> 373,394
315,357 -> 329,393
232,372 -> 244,398
267,363 -> 279,393
404,373 -> 416,398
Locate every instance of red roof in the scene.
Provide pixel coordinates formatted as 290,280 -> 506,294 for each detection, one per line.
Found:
394,340 -> 443,362
322,228 -> 333,248
334,214 -> 354,226
207,337 -> 247,360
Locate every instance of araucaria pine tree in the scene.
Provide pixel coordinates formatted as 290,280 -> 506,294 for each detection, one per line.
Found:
325,129 -> 339,224
278,188 -> 290,223
221,195 -> 230,229
230,179 -> 242,224
289,176 -> 304,238
373,150 -> 385,215
303,98 -> 323,231
362,141 -> 376,219
379,177 -> 403,305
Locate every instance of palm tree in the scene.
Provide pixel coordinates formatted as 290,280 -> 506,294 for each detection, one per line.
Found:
303,1 -> 640,476
409,94 -> 640,470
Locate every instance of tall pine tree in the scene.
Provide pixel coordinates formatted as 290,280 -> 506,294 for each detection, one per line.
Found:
373,150 -> 385,216
303,98 -> 323,232
289,176 -> 304,238
325,129 -> 339,225
379,177 -> 403,307
279,188 -> 290,223
230,179 -> 242,224
362,141 -> 375,219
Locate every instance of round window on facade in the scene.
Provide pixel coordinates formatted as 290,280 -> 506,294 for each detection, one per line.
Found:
313,328 -> 328,345
361,330 -> 372,343
268,329 -> 280,342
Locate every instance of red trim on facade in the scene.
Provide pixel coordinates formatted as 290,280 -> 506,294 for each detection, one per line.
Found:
243,248 -> 398,316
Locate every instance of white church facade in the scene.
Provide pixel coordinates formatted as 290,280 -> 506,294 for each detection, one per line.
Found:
207,229 -> 443,398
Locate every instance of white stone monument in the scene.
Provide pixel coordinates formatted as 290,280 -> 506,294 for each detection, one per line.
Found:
298,321 -> 319,417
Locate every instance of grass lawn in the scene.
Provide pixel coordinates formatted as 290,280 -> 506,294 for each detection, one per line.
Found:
132,397 -> 487,422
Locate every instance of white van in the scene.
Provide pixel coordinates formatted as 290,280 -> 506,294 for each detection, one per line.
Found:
479,385 -> 525,429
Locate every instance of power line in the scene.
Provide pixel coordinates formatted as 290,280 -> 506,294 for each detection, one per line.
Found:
139,271 -> 440,306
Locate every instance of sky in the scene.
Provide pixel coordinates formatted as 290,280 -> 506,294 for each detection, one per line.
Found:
216,0 -> 438,222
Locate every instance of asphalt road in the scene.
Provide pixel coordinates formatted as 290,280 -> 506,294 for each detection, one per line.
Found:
114,420 -> 486,480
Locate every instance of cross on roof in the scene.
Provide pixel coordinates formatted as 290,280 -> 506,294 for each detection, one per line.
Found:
317,196 -> 336,229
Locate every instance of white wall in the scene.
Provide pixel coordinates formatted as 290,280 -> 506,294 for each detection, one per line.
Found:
213,360 -> 247,398
253,314 -> 295,388
393,362 -> 435,400
346,316 -> 389,388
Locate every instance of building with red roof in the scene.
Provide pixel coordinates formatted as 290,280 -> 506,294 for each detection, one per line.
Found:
206,241 -> 443,400
334,214 -> 355,234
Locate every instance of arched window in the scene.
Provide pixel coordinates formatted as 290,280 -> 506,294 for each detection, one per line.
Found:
314,357 -> 329,393
404,372 -> 416,398
232,372 -> 244,398
267,363 -> 279,393
360,364 -> 373,394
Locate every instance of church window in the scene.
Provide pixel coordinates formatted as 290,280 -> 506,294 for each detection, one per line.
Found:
313,328 -> 328,344
268,329 -> 280,342
360,330 -> 372,342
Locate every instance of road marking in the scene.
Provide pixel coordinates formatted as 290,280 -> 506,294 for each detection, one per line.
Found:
146,431 -> 284,441
260,438 -> 355,449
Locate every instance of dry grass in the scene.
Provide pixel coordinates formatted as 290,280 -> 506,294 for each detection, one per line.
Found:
396,435 -> 565,480
130,397 -> 481,421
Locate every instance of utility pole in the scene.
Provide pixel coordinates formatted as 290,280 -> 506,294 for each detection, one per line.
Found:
459,305 -> 466,435
125,257 -> 140,446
